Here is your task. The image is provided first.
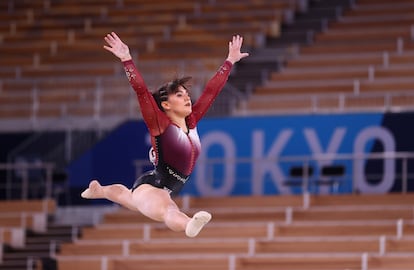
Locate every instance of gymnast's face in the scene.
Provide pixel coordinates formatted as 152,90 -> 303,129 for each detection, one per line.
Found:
161,86 -> 192,117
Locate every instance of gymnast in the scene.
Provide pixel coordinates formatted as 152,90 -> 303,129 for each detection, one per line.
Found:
81,32 -> 248,237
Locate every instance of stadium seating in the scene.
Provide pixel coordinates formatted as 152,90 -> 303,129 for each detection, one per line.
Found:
0,0 -> 298,125
55,193 -> 414,270
0,199 -> 57,268
2,0 -> 414,120
0,200 -> 56,234
3,1 -> 414,270
241,0 -> 414,114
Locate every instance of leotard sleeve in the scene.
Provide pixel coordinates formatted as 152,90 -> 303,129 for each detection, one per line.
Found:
187,60 -> 233,128
123,60 -> 169,136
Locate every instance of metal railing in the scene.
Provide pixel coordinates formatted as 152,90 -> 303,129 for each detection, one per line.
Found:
0,162 -> 54,200
237,90 -> 414,116
1,151 -> 412,201
134,151 -> 414,195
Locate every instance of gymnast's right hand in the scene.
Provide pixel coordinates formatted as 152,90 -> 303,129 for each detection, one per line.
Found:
103,32 -> 132,62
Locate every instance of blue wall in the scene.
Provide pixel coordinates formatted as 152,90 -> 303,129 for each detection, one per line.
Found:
68,121 -> 149,187
68,112 -> 414,197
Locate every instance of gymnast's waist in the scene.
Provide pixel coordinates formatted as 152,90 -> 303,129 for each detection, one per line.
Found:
156,165 -> 190,184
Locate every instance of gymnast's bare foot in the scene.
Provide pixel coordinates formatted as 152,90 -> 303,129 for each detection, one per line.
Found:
81,180 -> 104,199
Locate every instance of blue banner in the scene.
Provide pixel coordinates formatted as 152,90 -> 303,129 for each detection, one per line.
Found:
68,121 -> 149,188
183,113 -> 385,196
68,112 -> 414,197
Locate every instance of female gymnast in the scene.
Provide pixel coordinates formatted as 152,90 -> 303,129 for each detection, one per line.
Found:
81,32 -> 249,237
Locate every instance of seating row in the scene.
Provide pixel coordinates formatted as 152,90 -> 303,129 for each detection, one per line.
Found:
54,193 -> 414,269
1,0 -> 298,121
59,237 -> 414,256
57,254 -> 414,270
241,0 -> 414,114
80,220 -> 414,240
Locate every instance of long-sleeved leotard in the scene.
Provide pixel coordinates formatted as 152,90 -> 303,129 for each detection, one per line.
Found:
123,59 -> 233,195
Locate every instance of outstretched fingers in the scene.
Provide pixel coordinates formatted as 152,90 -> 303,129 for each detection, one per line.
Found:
102,32 -> 132,61
229,35 -> 243,49
103,32 -> 117,50
104,32 -> 120,45
227,34 -> 249,64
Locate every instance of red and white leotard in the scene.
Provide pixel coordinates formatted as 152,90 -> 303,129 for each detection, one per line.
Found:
123,59 -> 233,194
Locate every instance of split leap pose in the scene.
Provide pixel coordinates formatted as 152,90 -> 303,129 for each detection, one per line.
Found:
81,32 -> 248,237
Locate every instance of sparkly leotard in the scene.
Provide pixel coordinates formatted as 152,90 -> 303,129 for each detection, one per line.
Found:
123,59 -> 233,196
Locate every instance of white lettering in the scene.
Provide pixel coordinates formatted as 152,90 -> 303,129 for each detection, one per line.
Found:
304,127 -> 346,193
196,131 -> 236,196
354,127 -> 395,193
252,129 -> 293,195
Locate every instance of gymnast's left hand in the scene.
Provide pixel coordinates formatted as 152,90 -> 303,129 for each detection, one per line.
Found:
103,32 -> 132,62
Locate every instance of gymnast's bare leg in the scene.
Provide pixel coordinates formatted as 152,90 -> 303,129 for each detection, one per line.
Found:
81,180 -> 211,237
